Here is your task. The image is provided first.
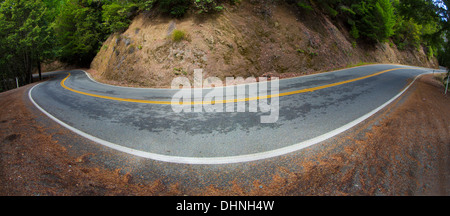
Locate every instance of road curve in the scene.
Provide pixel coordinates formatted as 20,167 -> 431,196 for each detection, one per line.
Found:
28,64 -> 438,164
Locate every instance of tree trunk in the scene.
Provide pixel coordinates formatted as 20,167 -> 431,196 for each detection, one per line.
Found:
25,51 -> 33,84
23,51 -> 32,84
37,60 -> 42,80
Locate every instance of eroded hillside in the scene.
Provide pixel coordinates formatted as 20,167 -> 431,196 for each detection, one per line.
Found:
90,1 -> 438,88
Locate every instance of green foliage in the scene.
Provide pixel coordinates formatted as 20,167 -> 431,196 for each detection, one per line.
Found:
339,5 -> 356,16
296,47 -> 318,56
296,1 -> 312,11
346,61 -> 373,68
158,0 -> 191,17
102,2 -> 139,33
350,0 -> 396,43
171,29 -> 187,42
393,18 -> 422,49
173,67 -> 187,75
315,0 -> 341,16
349,23 -> 359,39
294,0 -> 396,42
396,0 -> 439,25
324,4 -> 338,17
194,0 -> 224,14
426,45 -> 434,59
0,0 -> 55,88
0,0 -> 233,88
53,0 -> 106,66
392,0 -> 442,52
141,0 -> 157,10
438,36 -> 450,70
292,0 -> 447,63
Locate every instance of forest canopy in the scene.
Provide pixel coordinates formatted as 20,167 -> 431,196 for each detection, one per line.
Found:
0,0 -> 449,91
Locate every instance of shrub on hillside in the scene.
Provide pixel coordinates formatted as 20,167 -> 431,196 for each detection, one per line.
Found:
171,29 -> 187,42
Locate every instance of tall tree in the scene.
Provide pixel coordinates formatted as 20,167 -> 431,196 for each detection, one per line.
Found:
53,0 -> 106,67
0,0 -> 53,88
350,0 -> 396,42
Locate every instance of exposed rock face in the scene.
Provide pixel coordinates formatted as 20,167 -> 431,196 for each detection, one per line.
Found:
91,1 -> 438,88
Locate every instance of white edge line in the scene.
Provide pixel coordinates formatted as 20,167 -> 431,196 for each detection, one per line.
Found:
28,71 -> 430,165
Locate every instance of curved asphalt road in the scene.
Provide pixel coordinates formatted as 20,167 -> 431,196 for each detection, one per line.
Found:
29,64 -> 439,164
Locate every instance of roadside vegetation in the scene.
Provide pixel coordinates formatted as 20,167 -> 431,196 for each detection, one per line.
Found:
1,0 -> 449,92
171,29 -> 187,42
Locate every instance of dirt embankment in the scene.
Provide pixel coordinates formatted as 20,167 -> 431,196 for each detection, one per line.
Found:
0,74 -> 448,195
90,1 -> 438,88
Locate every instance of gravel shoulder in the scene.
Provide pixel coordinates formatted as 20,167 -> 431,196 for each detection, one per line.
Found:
0,74 -> 448,196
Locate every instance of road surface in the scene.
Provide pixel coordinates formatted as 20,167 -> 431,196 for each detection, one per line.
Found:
28,64 -> 439,164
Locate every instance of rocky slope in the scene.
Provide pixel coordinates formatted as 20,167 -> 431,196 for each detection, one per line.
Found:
90,1 -> 438,88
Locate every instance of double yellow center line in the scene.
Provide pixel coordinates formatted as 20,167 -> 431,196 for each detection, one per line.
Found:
60,68 -> 410,105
